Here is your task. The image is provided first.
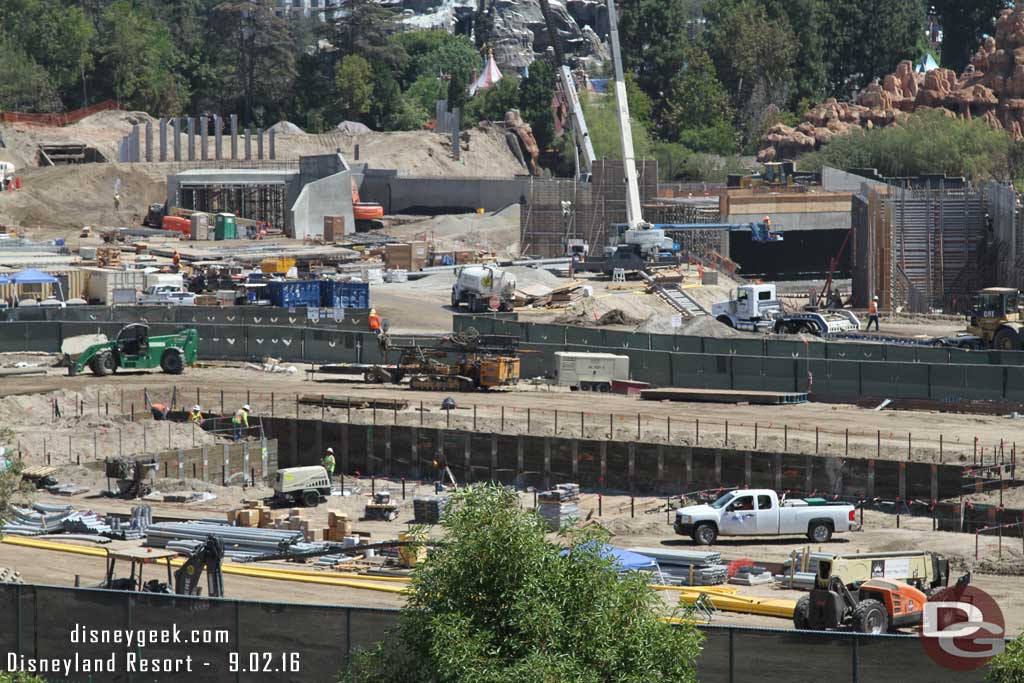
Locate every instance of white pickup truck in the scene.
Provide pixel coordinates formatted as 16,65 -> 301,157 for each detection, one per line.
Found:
675,489 -> 858,545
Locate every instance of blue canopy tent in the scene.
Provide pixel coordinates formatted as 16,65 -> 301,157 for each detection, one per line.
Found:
9,268 -> 62,303
0,274 -> 9,285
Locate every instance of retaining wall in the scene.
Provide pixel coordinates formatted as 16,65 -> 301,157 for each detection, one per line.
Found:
261,419 -> 965,501
455,313 -> 1024,366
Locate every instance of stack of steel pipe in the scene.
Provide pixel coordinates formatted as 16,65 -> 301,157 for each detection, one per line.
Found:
629,547 -> 729,586
3,504 -> 78,536
145,521 -> 311,560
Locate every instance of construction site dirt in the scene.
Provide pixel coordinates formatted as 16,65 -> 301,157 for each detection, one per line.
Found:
2,486 -> 1023,636
4,365 -> 1021,467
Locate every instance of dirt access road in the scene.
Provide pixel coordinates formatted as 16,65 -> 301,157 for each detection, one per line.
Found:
3,364 -> 1018,466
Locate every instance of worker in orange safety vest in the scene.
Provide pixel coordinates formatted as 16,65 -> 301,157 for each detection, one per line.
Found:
368,309 -> 382,335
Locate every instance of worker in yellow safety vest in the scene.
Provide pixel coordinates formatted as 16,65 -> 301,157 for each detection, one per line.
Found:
189,404 -> 204,424
232,404 -> 250,442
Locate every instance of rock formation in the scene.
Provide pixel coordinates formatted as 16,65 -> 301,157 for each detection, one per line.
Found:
504,109 -> 540,175
759,2 -> 1024,162
478,0 -> 607,74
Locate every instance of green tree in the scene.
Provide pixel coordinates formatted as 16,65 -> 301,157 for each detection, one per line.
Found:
0,0 -> 94,104
660,47 -> 735,154
819,0 -> 925,96
447,72 -> 469,112
704,0 -> 799,147
341,484 -> 703,683
463,77 -> 520,125
619,0 -> 706,101
987,636 -> 1024,682
931,1 -> 1009,73
576,90 -> 654,161
0,673 -> 47,683
205,0 -> 296,124
519,60 -> 556,150
799,110 -> 1013,181
393,30 -> 479,91
329,0 -> 407,70
0,31 -> 62,112
334,54 -> 374,121
97,0 -> 187,115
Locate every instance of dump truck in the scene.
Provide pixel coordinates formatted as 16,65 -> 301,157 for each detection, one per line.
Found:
451,265 -> 516,312
65,324 -> 199,377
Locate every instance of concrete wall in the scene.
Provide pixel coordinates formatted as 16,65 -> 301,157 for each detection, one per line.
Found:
292,170 -> 355,238
121,438 -> 278,483
262,419 -> 964,501
359,171 -> 529,214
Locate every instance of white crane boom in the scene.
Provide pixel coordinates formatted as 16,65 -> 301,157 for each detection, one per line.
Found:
557,66 -> 596,179
606,0 -> 644,230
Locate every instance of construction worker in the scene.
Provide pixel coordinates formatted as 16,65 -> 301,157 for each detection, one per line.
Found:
867,295 -> 880,332
150,403 -> 169,421
189,404 -> 204,424
322,447 -> 336,479
172,250 -> 181,272
232,404 -> 250,442
368,308 -> 382,335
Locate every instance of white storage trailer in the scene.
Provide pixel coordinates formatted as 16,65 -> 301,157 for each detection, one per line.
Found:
554,352 -> 629,391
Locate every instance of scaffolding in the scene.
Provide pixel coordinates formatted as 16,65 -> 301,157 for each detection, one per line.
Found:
177,183 -> 289,233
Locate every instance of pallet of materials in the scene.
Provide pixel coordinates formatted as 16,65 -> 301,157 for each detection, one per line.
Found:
537,483 -> 581,530
413,496 -> 450,524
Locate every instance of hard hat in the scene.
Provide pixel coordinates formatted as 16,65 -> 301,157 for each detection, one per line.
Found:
193,404 -> 201,411
370,308 -> 377,315
873,296 -> 879,301
242,404 -> 250,411
326,447 -> 334,453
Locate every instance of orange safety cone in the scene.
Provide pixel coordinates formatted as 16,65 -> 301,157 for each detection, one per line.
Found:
14,177 -> 21,190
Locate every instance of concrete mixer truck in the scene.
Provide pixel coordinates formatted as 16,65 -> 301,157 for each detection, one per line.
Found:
451,265 -> 517,312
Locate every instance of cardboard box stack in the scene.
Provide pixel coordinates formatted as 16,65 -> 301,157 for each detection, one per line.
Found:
327,511 -> 354,542
228,500 -> 274,528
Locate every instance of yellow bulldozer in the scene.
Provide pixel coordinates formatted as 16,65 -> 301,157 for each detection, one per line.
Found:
967,287 -> 1024,350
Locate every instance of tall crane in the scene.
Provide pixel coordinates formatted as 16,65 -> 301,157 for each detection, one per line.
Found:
606,0 -> 644,231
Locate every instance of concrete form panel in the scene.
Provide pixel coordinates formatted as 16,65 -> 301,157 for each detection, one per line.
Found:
763,357 -> 798,392
873,460 -> 900,499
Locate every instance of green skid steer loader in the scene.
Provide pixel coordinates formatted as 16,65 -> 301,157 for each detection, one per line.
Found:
65,324 -> 199,377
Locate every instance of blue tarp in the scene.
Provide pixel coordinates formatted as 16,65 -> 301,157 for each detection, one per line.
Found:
10,269 -> 57,284
0,275 -> 8,284
561,542 -> 659,572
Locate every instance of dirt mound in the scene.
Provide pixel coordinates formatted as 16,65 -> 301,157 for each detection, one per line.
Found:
268,120 -> 305,134
384,207 -> 521,258
71,110 -> 156,129
276,122 -> 526,178
0,163 -> 167,230
595,309 -> 642,326
336,121 -> 372,135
